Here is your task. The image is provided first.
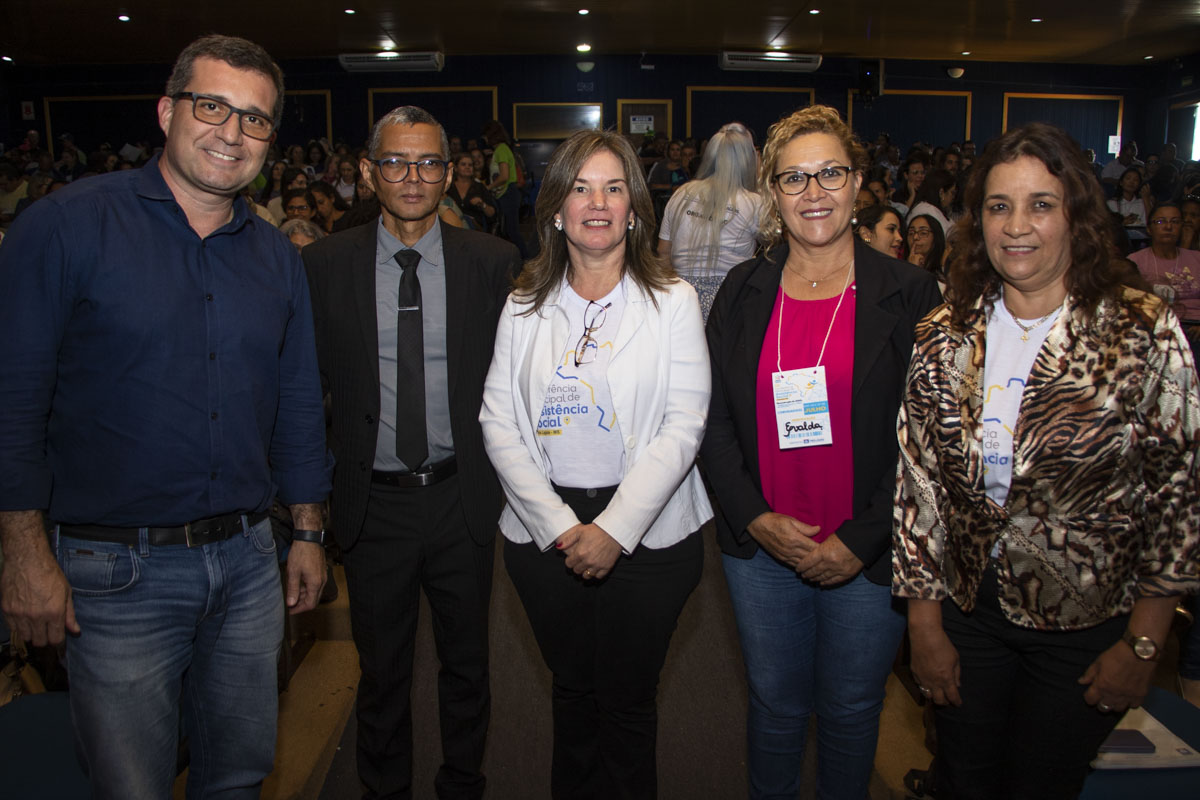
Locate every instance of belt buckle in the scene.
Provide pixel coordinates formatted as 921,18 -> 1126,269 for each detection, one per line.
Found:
184,521 -> 195,547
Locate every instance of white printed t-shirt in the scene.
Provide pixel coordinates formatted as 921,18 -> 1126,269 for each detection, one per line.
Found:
982,298 -> 1062,507
536,279 -> 626,488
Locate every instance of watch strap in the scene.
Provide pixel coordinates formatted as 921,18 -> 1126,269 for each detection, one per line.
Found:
292,528 -> 326,545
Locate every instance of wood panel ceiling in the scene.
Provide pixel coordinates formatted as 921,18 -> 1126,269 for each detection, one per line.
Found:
1,1 -> 1198,66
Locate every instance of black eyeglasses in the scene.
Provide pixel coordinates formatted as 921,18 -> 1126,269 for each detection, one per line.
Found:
173,93 -> 276,141
369,158 -> 450,184
574,301 -> 612,367
772,165 -> 852,195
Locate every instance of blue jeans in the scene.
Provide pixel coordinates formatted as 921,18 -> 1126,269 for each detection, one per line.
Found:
54,517 -> 284,800
723,549 -> 906,800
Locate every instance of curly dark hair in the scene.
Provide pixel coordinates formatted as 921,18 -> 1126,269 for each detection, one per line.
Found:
945,122 -> 1121,329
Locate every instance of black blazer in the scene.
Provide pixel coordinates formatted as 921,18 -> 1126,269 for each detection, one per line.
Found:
701,238 -> 942,585
303,220 -> 522,550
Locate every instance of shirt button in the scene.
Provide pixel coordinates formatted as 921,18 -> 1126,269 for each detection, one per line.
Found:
210,472 -> 217,479
211,412 -> 218,420
359,461 -> 367,471
205,293 -> 214,301
625,435 -> 637,448
209,352 -> 216,360
365,414 -> 375,424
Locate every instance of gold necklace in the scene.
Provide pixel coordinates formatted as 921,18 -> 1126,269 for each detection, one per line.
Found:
1004,302 -> 1057,342
790,255 -> 854,288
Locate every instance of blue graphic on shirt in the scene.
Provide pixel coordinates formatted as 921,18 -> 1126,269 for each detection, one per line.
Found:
535,349 -> 615,435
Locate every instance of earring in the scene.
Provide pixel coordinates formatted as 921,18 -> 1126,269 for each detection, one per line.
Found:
863,234 -> 872,243
774,213 -> 783,237
850,215 -> 858,227
554,217 -> 563,231
628,218 -> 636,231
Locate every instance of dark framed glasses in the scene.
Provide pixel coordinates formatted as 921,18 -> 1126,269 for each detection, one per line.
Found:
574,301 -> 612,367
172,92 -> 276,141
772,165 -> 852,195
369,158 -> 450,184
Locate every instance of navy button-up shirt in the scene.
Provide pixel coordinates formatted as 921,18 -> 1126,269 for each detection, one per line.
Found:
0,156 -> 333,526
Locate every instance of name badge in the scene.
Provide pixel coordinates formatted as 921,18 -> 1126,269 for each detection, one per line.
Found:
772,366 -> 833,449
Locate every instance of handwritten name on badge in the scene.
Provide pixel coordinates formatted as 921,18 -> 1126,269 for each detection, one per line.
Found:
773,366 -> 834,449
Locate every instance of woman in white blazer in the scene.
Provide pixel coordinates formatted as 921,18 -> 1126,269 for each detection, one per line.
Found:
480,130 -> 712,800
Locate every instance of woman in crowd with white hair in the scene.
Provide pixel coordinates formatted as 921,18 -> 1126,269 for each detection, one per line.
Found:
658,122 -> 763,319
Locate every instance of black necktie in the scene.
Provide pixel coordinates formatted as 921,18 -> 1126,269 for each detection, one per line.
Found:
394,249 -> 427,471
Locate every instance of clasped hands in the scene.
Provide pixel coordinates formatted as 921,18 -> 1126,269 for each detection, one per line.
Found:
746,511 -> 862,587
555,522 -> 622,581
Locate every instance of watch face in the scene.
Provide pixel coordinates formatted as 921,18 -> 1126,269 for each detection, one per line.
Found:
1133,637 -> 1158,660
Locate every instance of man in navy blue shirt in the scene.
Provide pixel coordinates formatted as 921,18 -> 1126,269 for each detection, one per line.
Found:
0,35 -> 332,798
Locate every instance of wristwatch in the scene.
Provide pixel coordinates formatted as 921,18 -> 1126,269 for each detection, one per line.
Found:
1122,630 -> 1160,661
292,528 -> 326,545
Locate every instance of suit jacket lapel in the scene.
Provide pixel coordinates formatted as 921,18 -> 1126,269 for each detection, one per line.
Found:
850,240 -> 901,401
441,221 -> 467,400
741,248 -> 784,382
352,223 -> 382,388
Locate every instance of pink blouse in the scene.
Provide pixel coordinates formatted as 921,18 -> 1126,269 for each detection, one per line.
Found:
755,285 -> 856,544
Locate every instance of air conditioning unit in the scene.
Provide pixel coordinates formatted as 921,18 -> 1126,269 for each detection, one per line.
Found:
337,51 -> 445,72
719,51 -> 822,73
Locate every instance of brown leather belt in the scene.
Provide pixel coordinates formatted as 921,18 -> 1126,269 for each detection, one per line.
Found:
372,458 -> 458,488
58,511 -> 268,547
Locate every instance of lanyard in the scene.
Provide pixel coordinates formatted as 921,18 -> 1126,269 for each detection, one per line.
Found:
776,260 -> 854,372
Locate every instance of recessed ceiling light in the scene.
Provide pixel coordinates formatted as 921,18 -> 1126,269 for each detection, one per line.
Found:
344,8 -> 355,14
117,14 -> 131,21
1,56 -> 12,62
382,43 -> 395,51
1030,17 -> 1042,22
578,8 -> 589,14
809,8 -> 820,14
772,44 -> 783,50
577,43 -> 592,52
1145,55 -> 1153,60
377,52 -> 399,59
961,51 -> 970,56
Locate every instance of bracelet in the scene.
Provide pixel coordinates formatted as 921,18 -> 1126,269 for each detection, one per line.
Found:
292,528 -> 326,545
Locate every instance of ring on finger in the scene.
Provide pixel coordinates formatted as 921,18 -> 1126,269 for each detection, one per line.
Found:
1098,702 -> 1112,713
919,686 -> 932,697
583,569 -> 593,578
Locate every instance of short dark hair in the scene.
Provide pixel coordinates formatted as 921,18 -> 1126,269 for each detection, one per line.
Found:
165,35 -> 285,127
368,106 -> 449,160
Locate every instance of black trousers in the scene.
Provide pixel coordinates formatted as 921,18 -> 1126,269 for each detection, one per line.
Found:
933,564 -> 1126,800
343,474 -> 494,800
504,485 -> 703,800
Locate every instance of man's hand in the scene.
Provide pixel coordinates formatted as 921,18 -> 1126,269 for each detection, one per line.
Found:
0,510 -> 79,646
555,523 -> 622,581
285,541 -> 327,615
746,512 -> 820,569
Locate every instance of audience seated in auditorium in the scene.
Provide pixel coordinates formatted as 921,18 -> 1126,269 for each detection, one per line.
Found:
309,181 -> 347,234
1107,166 -> 1152,249
279,218 -> 325,251
905,168 -> 957,235
648,139 -> 689,191
447,151 -> 497,232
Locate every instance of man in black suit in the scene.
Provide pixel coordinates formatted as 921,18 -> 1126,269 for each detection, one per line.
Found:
303,106 -> 520,800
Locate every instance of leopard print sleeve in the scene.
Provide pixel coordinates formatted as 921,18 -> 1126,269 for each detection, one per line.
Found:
1132,298 -> 1200,597
893,312 -> 954,601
